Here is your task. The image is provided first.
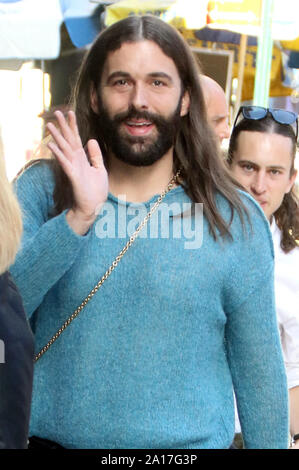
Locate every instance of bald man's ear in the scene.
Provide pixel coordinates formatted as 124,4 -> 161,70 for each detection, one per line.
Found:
90,85 -> 99,114
180,91 -> 190,117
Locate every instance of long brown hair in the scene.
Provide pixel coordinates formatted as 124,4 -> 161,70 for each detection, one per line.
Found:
30,15 -> 247,239
228,115 -> 299,253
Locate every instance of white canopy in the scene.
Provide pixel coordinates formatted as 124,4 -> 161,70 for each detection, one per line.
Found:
0,0 -> 102,60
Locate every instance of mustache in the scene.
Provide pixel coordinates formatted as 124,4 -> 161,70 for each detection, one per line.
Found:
113,106 -> 167,126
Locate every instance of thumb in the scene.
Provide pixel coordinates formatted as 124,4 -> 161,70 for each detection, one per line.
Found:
87,139 -> 103,168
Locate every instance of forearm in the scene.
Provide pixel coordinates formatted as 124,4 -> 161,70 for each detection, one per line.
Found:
234,357 -> 288,449
227,283 -> 289,448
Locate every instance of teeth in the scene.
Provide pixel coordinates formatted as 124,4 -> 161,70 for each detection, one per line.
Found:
127,122 -> 151,126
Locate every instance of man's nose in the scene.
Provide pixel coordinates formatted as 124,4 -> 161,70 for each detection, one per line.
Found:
129,83 -> 149,110
219,120 -> 230,142
251,172 -> 267,194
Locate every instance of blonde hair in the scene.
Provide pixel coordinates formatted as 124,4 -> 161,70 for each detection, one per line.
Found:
0,129 -> 23,274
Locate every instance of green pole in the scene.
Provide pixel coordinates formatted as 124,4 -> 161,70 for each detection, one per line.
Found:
253,0 -> 275,106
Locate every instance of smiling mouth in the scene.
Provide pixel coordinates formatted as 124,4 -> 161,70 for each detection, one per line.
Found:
124,120 -> 154,136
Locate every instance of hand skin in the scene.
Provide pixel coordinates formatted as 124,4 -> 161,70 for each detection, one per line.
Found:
289,386 -> 299,449
46,110 -> 109,235
65,208 -> 98,237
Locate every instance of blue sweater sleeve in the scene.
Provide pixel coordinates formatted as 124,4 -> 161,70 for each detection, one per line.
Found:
10,162 -> 91,317
224,196 -> 289,449
227,281 -> 289,449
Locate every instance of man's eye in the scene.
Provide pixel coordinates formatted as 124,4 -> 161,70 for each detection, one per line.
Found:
152,80 -> 164,87
270,169 -> 280,175
114,79 -> 128,86
241,164 -> 254,172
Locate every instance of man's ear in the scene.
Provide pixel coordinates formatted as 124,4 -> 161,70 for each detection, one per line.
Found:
90,85 -> 99,114
180,90 -> 190,117
286,168 -> 298,193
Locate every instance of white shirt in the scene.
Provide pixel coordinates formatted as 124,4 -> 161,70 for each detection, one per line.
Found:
271,220 -> 299,390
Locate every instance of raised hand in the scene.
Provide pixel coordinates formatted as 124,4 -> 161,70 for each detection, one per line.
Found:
47,110 -> 108,234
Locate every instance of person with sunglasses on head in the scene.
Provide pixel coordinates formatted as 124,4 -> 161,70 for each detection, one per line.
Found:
228,106 -> 299,448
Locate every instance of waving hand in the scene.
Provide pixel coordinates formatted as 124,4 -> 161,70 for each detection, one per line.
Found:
47,110 -> 108,234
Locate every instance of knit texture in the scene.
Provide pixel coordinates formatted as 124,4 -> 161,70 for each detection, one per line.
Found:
11,161 -> 289,449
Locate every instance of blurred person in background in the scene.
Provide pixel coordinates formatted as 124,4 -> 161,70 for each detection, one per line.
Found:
228,106 -> 299,449
200,74 -> 230,145
0,129 -> 34,449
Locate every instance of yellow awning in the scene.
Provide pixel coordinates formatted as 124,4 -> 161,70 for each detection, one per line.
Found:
105,0 -> 207,30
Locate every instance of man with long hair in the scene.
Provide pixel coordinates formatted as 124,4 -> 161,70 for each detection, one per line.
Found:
228,107 -> 299,448
11,16 -> 288,449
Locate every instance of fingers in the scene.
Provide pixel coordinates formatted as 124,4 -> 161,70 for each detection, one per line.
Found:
46,111 -> 103,177
46,110 -> 82,152
87,139 -> 104,169
46,122 -> 72,156
67,111 -> 83,147
54,111 -> 79,148
47,141 -> 73,177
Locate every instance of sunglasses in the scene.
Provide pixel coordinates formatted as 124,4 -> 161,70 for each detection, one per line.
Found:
233,106 -> 298,140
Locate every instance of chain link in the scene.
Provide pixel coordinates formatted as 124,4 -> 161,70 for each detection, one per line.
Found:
34,170 -> 181,362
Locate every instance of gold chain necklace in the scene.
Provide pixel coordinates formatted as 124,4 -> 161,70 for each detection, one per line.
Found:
35,169 -> 181,362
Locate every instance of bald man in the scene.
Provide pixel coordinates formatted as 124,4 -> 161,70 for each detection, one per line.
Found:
200,75 -> 230,144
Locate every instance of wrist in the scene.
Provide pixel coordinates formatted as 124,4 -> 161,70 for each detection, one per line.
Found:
73,207 -> 97,222
66,208 -> 96,236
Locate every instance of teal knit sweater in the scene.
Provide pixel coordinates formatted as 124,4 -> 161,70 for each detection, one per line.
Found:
11,161 -> 289,449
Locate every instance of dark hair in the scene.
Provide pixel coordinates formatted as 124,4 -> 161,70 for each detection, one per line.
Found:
30,15 -> 247,239
228,115 -> 299,252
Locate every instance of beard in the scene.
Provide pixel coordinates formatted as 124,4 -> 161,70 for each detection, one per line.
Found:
95,98 -> 182,167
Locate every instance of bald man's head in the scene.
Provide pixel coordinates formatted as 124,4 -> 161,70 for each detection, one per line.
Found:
200,75 -> 230,143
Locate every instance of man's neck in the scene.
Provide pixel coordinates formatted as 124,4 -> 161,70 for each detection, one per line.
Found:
107,151 -> 177,203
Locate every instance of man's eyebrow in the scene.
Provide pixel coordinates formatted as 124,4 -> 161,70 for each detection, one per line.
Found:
147,72 -> 174,83
237,159 -> 286,171
268,165 -> 287,171
237,159 -> 259,167
106,71 -> 174,83
106,71 -> 131,82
